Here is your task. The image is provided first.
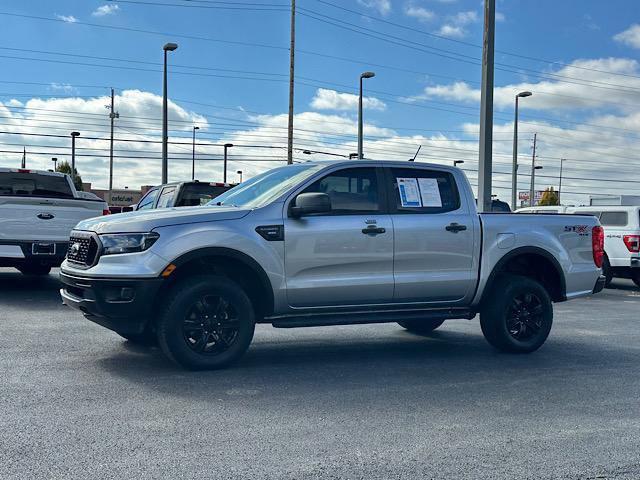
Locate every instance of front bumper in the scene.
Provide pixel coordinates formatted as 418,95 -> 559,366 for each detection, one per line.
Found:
60,271 -> 164,334
592,275 -> 606,294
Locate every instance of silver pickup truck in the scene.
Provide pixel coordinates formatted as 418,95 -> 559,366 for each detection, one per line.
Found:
60,160 -> 605,369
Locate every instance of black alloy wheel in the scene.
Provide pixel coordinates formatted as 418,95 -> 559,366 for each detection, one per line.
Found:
505,292 -> 545,341
182,294 -> 240,355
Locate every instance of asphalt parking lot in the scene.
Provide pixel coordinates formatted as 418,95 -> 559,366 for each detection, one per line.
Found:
1,268 -> 640,480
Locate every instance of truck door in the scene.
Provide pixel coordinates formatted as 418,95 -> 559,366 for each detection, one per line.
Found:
284,166 -> 394,308
385,166 -> 477,304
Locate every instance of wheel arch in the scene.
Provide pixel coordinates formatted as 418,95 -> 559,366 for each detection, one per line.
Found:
482,246 -> 567,304
157,247 -> 275,320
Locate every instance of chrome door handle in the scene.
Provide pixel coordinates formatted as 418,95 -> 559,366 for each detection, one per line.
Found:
445,223 -> 467,233
362,226 -> 386,235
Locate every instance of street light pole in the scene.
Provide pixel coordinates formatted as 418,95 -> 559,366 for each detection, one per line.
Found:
512,91 -> 532,210
223,143 -> 233,183
287,0 -> 296,165
237,170 -> 243,183
162,42 -> 178,184
358,71 -> 375,160
529,133 -> 539,207
191,126 -> 199,180
51,157 -> 58,171
70,131 -> 80,183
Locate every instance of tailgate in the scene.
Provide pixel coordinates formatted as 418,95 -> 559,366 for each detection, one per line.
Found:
0,197 -> 104,242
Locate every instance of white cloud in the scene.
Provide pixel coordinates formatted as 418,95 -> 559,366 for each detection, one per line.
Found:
413,58 -> 640,112
357,0 -> 391,16
92,4 -> 120,17
437,25 -> 464,38
614,24 -> 640,49
49,83 -> 76,94
310,88 -> 387,112
404,6 -> 435,23
495,12 -> 505,22
436,10 -> 479,38
56,14 -> 78,23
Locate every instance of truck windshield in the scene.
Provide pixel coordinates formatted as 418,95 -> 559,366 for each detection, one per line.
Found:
207,164 -> 324,208
0,172 -> 74,199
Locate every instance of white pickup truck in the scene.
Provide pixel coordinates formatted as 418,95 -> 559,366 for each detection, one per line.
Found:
0,168 -> 108,275
60,160 -> 606,370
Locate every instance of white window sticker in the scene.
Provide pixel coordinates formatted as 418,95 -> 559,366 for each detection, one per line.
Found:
397,178 -> 422,207
417,178 -> 442,207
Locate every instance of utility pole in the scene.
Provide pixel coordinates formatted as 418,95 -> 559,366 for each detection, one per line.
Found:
558,157 -> 565,205
287,0 -> 295,165
191,126 -> 199,180
70,131 -> 80,184
108,88 -> 119,203
477,0 -> 496,213
21,146 -> 26,168
223,143 -> 233,183
529,133 -> 538,207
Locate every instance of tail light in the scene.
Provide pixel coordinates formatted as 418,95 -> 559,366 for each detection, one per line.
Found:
623,235 -> 640,253
102,209 -> 111,216
592,226 -> 604,268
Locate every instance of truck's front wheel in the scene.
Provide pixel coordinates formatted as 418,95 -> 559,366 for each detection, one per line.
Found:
157,275 -> 255,370
480,274 -> 553,353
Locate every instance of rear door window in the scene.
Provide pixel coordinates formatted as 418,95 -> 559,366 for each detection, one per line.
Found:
387,168 -> 460,214
0,172 -> 74,198
600,211 -> 628,227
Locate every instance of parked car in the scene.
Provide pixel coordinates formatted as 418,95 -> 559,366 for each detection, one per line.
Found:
565,206 -> 640,287
0,168 -> 109,275
60,160 -> 604,369
135,181 -> 235,211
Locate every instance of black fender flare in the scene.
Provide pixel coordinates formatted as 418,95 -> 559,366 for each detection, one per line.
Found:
168,247 -> 275,315
482,246 -> 567,303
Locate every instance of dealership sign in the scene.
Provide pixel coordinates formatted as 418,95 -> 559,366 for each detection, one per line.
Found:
108,190 -> 141,207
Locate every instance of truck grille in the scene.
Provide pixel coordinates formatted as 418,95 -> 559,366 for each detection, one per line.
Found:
66,232 -> 99,267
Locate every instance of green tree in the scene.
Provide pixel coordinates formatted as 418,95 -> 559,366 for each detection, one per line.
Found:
538,187 -> 559,206
56,160 -> 84,191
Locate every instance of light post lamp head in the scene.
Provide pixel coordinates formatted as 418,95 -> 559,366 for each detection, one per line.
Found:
193,126 -> 200,131
534,165 -> 543,170
517,91 -> 532,98
71,131 -> 80,137
302,150 -> 312,155
361,71 -> 376,79
224,143 -> 234,149
163,43 -> 178,52
454,160 -> 465,166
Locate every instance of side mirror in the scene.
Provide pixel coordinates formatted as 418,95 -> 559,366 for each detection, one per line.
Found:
290,192 -> 331,218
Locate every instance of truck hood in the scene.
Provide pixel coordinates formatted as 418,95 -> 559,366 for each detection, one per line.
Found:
75,205 -> 252,234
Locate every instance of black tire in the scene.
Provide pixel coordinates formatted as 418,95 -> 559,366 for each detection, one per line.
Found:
156,275 -> 255,370
480,274 -> 553,353
602,256 -> 613,287
631,271 -> 640,288
17,264 -> 51,276
398,318 -> 445,335
117,329 -> 157,346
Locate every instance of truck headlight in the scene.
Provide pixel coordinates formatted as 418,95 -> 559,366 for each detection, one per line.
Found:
99,232 -> 160,255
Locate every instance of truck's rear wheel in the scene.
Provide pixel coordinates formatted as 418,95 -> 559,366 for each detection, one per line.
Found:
157,275 -> 255,370
398,318 -> 445,335
480,274 -> 553,353
17,264 -> 51,276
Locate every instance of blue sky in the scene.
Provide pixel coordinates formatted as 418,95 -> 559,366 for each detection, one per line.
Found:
0,0 -> 639,205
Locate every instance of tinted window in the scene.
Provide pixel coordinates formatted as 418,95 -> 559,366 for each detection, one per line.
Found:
302,167 -> 380,214
389,168 -> 460,214
178,184 -> 231,207
137,188 -> 158,210
600,211 -> 628,226
156,187 -> 176,208
0,172 -> 73,199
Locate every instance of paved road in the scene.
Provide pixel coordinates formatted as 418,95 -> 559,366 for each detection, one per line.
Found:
1,268 -> 640,480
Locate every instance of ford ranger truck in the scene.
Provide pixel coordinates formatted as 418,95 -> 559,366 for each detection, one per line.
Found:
59,161 -> 605,369
0,168 -> 109,276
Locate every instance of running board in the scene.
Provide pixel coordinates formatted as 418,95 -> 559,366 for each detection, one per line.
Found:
267,308 -> 475,328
